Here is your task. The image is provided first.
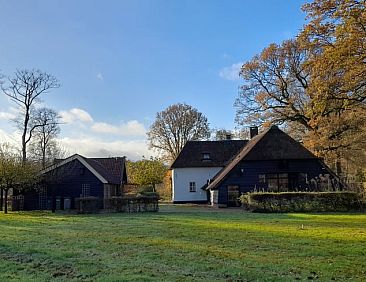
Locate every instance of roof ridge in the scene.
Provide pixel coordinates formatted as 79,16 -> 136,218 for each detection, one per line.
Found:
170,139 -> 247,169
184,140 -> 248,145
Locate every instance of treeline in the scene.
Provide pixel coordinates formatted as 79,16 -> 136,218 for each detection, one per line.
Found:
234,0 -> 366,181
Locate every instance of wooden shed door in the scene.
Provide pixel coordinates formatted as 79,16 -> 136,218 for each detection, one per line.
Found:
227,185 -> 240,207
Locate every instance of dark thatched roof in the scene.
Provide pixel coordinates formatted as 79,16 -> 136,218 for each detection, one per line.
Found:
244,125 -> 318,160
206,126 -> 319,190
170,140 -> 247,168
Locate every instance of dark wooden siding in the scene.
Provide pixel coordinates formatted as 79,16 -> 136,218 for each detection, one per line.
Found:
217,159 -> 331,205
22,159 -> 104,210
23,190 -> 40,210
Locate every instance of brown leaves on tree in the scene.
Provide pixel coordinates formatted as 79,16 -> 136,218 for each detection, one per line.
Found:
235,0 -> 366,175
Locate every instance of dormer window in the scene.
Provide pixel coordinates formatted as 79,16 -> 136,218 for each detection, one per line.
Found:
202,152 -> 211,161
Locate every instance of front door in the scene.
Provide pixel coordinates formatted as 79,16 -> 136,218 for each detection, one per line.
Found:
227,185 -> 240,207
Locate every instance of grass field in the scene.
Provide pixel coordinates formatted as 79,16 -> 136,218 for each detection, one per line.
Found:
0,205 -> 365,281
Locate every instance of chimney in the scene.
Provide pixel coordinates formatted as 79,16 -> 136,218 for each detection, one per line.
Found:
225,134 -> 232,140
250,126 -> 258,139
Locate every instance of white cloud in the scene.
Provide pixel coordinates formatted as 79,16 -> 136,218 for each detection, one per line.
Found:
96,72 -> 104,81
0,128 -> 20,146
59,108 -> 94,123
58,136 -> 151,160
0,105 -> 152,161
0,111 -> 16,120
0,125 -> 151,161
219,62 -> 242,81
91,120 -> 146,136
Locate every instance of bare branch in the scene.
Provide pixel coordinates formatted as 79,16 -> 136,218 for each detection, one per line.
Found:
1,69 -> 60,163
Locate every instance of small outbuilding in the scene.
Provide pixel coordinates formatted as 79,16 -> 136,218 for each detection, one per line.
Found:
14,154 -> 127,211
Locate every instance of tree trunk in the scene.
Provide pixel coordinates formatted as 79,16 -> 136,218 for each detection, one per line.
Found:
22,133 -> 27,163
4,189 -> 8,214
42,150 -> 46,169
22,106 -> 30,163
42,133 -> 46,169
0,188 -> 3,211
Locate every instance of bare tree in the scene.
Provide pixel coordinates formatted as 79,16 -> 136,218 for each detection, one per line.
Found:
1,69 -> 60,163
28,107 -> 61,168
213,128 -> 233,141
235,39 -> 311,130
147,103 -> 210,162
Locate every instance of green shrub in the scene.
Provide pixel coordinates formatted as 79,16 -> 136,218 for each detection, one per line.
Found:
240,192 -> 365,213
139,191 -> 159,198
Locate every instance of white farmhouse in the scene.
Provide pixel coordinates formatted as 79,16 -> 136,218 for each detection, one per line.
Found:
170,140 -> 247,203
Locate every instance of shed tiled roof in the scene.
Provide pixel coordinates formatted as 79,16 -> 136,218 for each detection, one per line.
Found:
82,157 -> 126,185
170,140 -> 247,168
45,154 -> 126,185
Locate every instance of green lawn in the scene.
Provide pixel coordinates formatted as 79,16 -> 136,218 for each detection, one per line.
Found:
0,205 -> 365,281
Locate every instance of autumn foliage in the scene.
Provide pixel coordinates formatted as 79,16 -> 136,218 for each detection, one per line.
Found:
235,0 -> 366,180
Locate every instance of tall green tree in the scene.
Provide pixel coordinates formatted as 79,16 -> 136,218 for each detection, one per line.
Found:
127,158 -> 167,191
0,144 -> 38,213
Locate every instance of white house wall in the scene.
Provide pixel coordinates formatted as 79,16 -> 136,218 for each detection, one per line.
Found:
172,167 -> 222,202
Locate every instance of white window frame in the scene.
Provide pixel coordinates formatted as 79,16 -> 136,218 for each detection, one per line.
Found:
202,153 -> 210,160
189,182 -> 196,192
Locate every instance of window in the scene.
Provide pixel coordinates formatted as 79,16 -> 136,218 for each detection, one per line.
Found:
267,173 -> 288,192
189,182 -> 196,192
81,184 -> 91,197
258,173 -> 289,192
258,173 -> 309,192
202,152 -> 211,161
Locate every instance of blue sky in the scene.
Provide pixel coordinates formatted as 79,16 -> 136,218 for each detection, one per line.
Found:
0,0 -> 307,159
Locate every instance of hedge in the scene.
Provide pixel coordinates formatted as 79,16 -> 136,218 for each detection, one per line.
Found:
240,192 -> 365,213
104,195 -> 159,213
